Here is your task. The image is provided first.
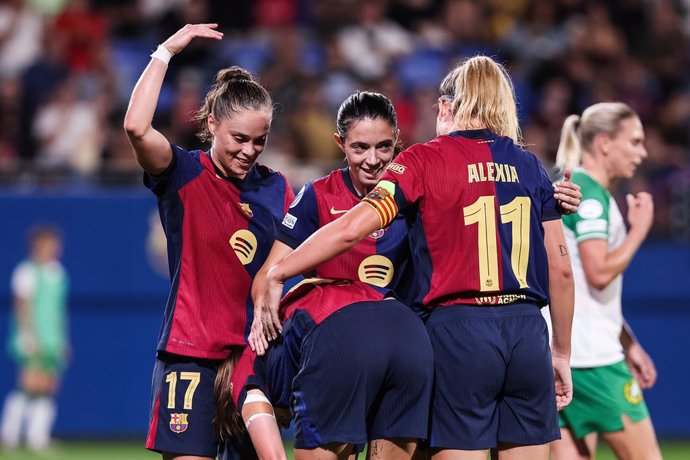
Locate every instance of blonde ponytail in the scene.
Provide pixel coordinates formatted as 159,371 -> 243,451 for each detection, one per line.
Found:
555,115 -> 582,173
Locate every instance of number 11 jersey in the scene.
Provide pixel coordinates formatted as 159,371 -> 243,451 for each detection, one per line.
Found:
364,129 -> 561,308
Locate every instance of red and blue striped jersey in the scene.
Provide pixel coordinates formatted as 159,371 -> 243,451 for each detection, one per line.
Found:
363,129 -> 560,308
277,168 -> 411,324
145,145 -> 294,359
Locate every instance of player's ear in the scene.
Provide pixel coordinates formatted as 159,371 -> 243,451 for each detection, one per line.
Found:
208,114 -> 217,137
333,133 -> 345,150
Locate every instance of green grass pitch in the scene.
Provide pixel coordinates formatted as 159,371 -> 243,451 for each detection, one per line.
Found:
2,441 -> 690,459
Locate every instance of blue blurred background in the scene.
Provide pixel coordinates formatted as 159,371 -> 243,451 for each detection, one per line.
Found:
0,0 -> 689,442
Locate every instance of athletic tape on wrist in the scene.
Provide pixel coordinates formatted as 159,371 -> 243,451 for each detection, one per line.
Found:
150,45 -> 174,65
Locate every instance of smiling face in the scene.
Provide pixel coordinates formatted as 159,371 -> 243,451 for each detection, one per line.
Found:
606,116 -> 647,180
335,117 -> 397,196
208,109 -> 271,179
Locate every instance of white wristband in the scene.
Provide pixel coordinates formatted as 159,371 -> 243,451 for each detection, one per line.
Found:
150,45 -> 174,65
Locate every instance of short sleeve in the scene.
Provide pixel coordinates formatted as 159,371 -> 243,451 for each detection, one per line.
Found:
278,182 -> 320,249
535,159 -> 561,222
561,179 -> 610,242
143,144 -> 203,197
11,262 -> 35,299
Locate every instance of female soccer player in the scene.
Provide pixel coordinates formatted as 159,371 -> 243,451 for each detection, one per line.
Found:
0,226 -> 69,451
252,56 -> 575,460
245,91 -> 434,460
124,24 -> 294,460
548,103 -> 661,460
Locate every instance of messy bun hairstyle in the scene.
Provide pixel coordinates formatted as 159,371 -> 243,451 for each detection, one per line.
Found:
196,66 -> 273,142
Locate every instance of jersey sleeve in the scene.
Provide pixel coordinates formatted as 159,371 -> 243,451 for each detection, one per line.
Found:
535,157 -> 561,222
277,182 -> 320,249
282,177 -> 296,215
11,262 -> 35,299
561,179 -> 610,242
143,144 -> 203,197
362,144 -> 427,228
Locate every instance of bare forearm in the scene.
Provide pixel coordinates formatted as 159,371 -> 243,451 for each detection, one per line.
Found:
599,228 -> 646,285
544,221 -> 574,355
269,203 -> 380,282
123,59 -> 172,173
620,320 -> 638,351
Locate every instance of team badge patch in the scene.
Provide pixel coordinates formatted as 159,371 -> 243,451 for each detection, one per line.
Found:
624,380 -> 643,405
369,228 -> 385,239
169,413 -> 189,433
230,229 -> 258,265
239,202 -> 254,218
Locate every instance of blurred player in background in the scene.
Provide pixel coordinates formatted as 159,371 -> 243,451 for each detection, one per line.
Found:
0,225 -> 69,451
549,102 -> 661,460
252,55 -> 576,460
124,23 -> 294,460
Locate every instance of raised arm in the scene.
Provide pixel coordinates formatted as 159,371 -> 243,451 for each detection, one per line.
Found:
123,24 -> 223,175
543,219 -> 574,410
579,192 -> 653,290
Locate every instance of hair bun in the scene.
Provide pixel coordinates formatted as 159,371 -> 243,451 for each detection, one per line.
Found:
216,66 -> 254,84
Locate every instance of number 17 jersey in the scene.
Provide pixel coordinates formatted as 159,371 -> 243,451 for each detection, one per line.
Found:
364,129 -> 561,308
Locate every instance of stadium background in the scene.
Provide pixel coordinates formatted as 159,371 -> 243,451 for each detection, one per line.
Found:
0,0 -> 689,457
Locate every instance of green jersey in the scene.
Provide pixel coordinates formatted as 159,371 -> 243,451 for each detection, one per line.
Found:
561,168 -> 625,368
9,259 -> 69,362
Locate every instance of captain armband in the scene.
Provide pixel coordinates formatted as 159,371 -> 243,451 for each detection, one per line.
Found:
362,180 -> 399,229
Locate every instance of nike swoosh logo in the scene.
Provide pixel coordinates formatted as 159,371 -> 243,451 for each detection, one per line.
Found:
330,207 -> 349,215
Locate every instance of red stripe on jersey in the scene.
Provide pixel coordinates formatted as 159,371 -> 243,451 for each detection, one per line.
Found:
167,173 -> 252,359
145,392 -> 161,449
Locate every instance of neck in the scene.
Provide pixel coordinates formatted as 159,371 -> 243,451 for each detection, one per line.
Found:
454,118 -> 487,131
347,168 -> 369,197
580,154 -> 612,189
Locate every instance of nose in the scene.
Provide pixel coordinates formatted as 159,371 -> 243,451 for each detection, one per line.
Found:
363,148 -> 379,166
242,142 -> 256,156
639,145 -> 648,160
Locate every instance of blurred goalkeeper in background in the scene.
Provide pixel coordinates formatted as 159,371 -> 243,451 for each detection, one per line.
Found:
1,225 -> 69,451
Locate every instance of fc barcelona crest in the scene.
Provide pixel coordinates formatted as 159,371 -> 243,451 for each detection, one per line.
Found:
170,413 -> 189,433
239,202 -> 254,218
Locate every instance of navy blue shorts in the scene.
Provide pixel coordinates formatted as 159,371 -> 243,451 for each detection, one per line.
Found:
146,352 -> 257,459
292,300 -> 433,448
426,304 -> 559,450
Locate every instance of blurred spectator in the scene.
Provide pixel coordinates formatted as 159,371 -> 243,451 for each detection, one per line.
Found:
33,77 -> 103,178
54,0 -> 107,74
0,225 -> 69,451
337,0 -> 413,81
0,0 -> 44,78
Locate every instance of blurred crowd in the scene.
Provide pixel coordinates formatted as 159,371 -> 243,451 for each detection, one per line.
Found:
0,0 -> 689,239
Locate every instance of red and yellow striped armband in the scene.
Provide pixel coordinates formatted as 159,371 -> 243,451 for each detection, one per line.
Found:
362,180 -> 399,228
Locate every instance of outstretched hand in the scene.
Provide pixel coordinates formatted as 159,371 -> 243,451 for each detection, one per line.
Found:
554,168 -> 582,214
162,23 -> 223,55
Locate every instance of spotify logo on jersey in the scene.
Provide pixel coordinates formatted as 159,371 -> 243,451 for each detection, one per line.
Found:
229,230 -> 258,265
358,255 -> 394,288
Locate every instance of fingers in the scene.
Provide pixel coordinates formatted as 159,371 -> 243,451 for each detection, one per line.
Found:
563,167 -> 571,182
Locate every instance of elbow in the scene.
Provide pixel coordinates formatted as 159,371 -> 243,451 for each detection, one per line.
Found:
557,262 -> 574,285
585,273 -> 611,291
123,116 -> 147,140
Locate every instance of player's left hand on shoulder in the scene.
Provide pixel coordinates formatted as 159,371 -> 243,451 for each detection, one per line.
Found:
554,168 -> 581,214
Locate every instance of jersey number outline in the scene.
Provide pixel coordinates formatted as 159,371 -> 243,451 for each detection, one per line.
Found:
165,371 -> 201,410
463,195 -> 531,291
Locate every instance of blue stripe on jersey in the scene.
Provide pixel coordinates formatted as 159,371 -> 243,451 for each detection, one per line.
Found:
485,135 -> 556,306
